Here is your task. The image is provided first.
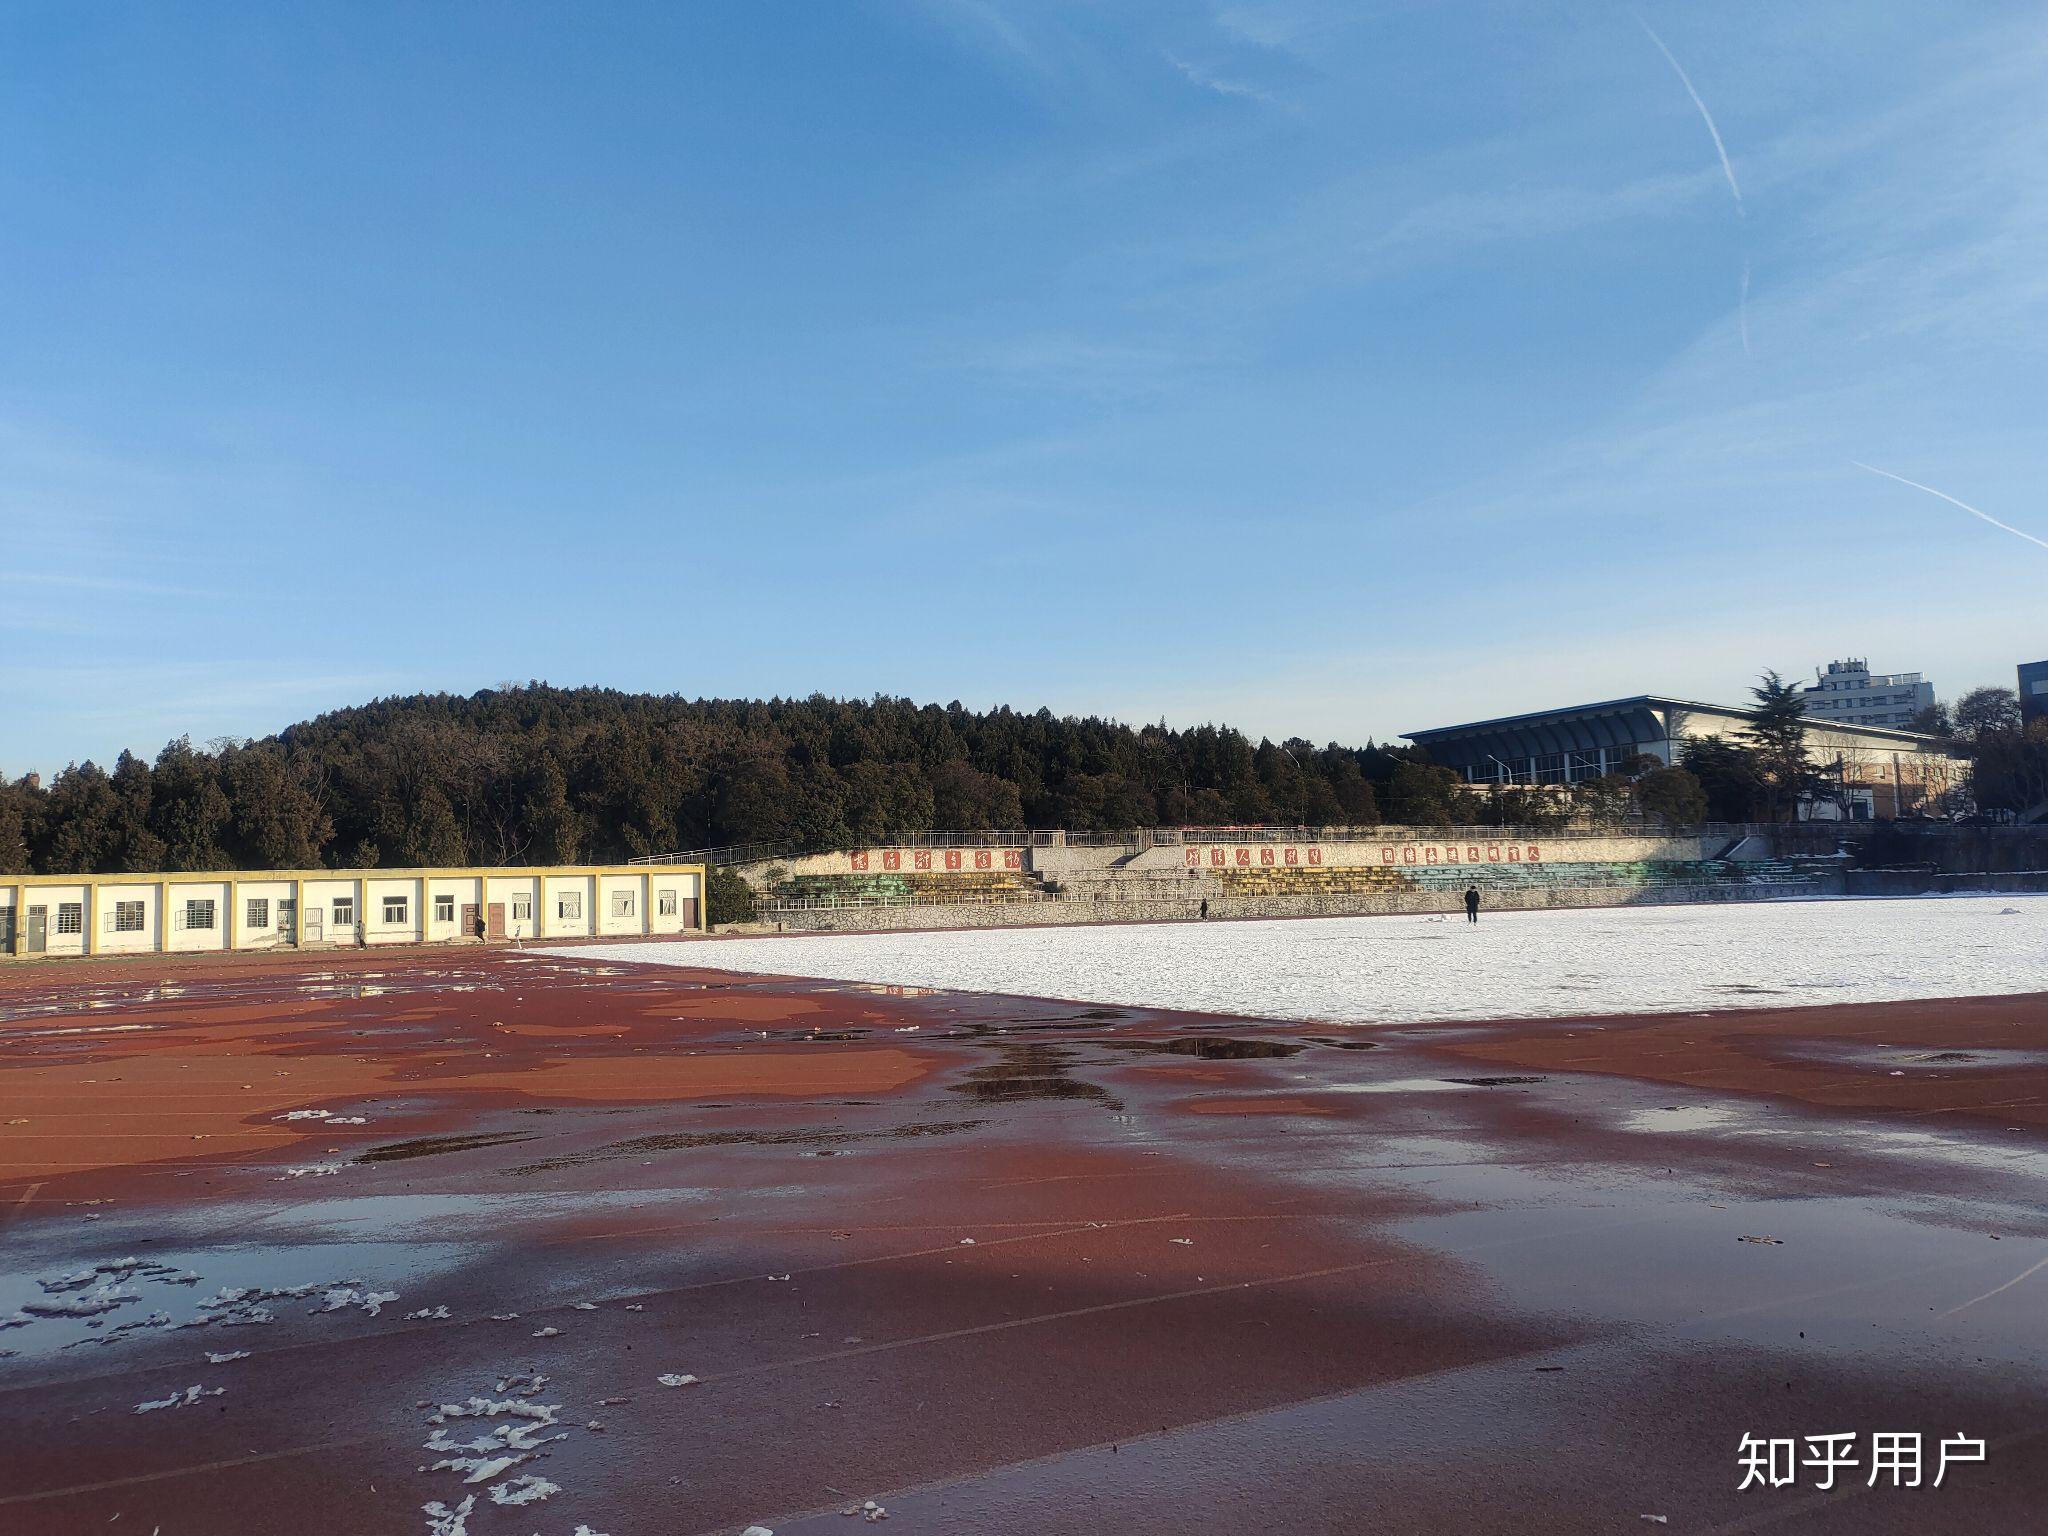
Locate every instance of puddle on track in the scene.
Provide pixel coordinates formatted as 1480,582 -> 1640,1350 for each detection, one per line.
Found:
357,1131 -> 540,1163
1328,1078 -> 1485,1096
1619,1099 -> 2048,1180
0,1239 -> 467,1360
507,1119 -> 987,1173
1773,1039 -> 2048,1072
950,1042 -> 1122,1109
1098,1036 -> 1305,1061
1443,1076 -> 1549,1088
1386,1172 -> 2048,1359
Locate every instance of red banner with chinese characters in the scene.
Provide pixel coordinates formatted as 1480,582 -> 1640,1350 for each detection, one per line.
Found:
1185,843 -> 1541,869
848,849 -> 1024,873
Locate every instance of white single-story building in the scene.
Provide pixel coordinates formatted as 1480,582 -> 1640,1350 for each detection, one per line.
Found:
0,863 -> 705,959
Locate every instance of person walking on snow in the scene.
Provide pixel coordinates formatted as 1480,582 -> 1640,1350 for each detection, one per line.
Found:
1464,885 -> 1480,924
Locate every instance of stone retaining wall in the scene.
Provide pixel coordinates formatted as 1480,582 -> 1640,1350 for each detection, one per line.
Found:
1845,869 -> 2048,897
759,876 -> 1846,934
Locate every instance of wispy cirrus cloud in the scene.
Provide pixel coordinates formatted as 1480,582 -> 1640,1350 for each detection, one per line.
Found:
1211,0 -> 1358,57
1163,50 -> 1288,109
908,0 -> 1045,71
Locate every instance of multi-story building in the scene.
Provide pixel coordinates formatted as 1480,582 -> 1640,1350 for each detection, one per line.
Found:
1799,659 -> 1934,729
1404,695 -> 1964,820
2020,658 -> 2048,725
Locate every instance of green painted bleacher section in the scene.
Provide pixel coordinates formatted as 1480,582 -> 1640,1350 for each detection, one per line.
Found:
1218,859 -> 1818,897
1212,866 -> 1411,896
1411,858 -> 1815,890
773,870 -> 1045,905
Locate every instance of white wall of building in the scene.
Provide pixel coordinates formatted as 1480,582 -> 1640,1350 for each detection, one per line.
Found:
1800,659 -> 1934,729
2,866 -> 703,960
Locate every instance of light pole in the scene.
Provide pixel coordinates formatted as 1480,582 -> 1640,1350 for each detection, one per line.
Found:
1485,755 -> 1517,827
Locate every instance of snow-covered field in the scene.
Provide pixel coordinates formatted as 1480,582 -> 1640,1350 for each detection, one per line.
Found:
554,895 -> 2048,1026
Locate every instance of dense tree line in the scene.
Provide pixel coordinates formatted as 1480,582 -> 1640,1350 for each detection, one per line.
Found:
15,676 -> 2026,879
3,687 -> 1452,875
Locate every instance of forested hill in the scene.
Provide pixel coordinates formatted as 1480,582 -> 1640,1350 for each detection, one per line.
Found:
1,687 -> 1468,875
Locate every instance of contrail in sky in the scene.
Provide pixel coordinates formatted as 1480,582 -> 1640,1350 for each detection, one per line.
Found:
1638,16 -> 1744,216
1853,462 -> 2048,552
1738,257 -> 1751,356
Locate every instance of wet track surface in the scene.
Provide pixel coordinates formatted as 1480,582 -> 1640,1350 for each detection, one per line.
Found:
2,945 -> 2045,1534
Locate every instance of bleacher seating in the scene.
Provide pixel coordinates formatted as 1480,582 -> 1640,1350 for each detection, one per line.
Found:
771,870 -> 1048,906
1216,859 -> 1822,898
760,854 -> 1825,913
1402,858 -> 1817,890
1212,866 -> 1413,896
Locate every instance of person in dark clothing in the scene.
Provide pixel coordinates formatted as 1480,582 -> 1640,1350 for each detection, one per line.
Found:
1199,898 -> 1209,920
1464,885 -> 1480,923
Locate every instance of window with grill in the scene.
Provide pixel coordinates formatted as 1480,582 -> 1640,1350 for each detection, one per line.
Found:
333,898 -> 355,927
186,899 -> 217,931
247,898 -> 269,929
557,891 -> 582,920
57,902 -> 83,934
114,901 -> 146,933
512,897 -> 533,922
434,895 -> 455,922
610,891 -> 634,918
382,896 -> 407,924
658,889 -> 678,916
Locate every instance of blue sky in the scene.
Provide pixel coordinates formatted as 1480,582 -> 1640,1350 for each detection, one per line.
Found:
4,0 -> 2045,774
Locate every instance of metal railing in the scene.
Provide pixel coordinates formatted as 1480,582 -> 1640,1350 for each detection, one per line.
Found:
1173,824 -> 1555,843
1170,823 -> 1765,843
857,829 -> 1061,848
629,841 -> 799,867
632,830 -> 1105,865
630,820 -> 1905,869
